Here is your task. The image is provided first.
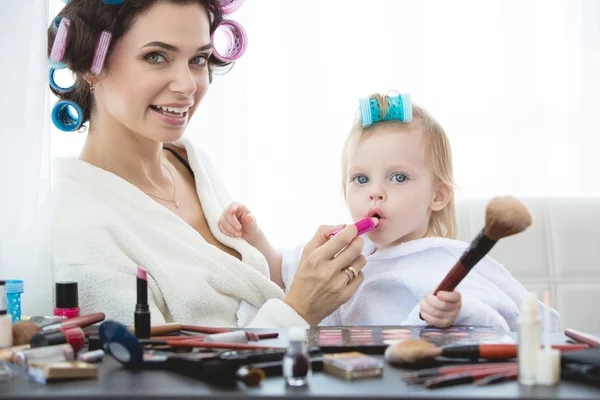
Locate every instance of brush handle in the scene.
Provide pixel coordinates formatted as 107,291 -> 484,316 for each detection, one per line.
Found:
144,324 -> 231,336
425,365 -> 517,388
403,362 -> 516,384
564,328 -> 600,348
474,370 -> 519,386
42,312 -> 106,332
434,230 -> 496,294
442,344 -> 589,360
140,339 -> 283,351
180,324 -> 232,335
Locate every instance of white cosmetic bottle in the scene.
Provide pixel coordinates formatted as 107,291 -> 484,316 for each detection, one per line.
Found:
518,291 -> 540,385
0,281 -> 13,348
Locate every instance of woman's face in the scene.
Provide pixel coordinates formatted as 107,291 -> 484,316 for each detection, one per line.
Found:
93,1 -> 212,143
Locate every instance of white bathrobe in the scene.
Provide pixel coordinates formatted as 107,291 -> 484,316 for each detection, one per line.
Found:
281,237 -> 559,332
51,137 -> 308,328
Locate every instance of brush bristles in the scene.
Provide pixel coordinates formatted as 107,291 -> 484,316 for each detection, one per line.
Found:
238,367 -> 266,386
484,196 -> 532,241
384,340 -> 443,364
12,322 -> 42,346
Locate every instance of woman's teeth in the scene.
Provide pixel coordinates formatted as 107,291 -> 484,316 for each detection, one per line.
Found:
151,105 -> 190,117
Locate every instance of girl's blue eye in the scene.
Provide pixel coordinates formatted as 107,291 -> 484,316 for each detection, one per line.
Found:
392,173 -> 407,183
354,175 -> 369,184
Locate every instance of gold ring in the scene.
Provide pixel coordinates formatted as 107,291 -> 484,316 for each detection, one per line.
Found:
346,266 -> 358,278
343,268 -> 354,285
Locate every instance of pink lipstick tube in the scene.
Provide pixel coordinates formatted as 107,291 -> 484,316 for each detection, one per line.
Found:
329,217 -> 378,238
135,266 -> 151,339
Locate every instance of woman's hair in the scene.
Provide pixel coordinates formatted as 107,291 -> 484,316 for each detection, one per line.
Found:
341,92 -> 457,239
47,0 -> 232,126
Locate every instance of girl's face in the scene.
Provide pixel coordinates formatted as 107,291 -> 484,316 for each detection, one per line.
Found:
92,2 -> 212,143
345,125 -> 445,250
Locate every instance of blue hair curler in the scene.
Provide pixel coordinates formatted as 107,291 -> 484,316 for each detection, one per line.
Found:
52,16 -> 62,32
99,320 -> 144,367
359,93 -> 412,128
49,68 -> 76,93
52,100 -> 84,132
48,60 -> 68,70
102,0 -> 125,4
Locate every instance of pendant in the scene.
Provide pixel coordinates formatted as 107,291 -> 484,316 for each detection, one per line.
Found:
175,200 -> 180,208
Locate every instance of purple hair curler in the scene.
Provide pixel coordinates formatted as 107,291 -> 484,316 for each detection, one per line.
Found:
211,19 -> 247,62
90,31 -> 112,75
50,17 -> 70,65
218,0 -> 245,15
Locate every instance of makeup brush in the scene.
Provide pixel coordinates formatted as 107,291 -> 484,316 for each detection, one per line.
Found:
237,366 -> 266,387
138,338 -> 283,351
473,369 -> 519,386
385,340 -> 588,364
433,196 -> 532,295
402,362 -> 517,385
13,312 -> 106,346
41,312 -> 106,332
132,323 -> 231,336
12,322 -> 42,345
0,344 -> 30,362
425,365 -> 518,389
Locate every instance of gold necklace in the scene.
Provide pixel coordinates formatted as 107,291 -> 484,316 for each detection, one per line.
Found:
145,164 -> 179,208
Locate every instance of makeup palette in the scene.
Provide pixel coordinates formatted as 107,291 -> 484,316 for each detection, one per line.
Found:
310,326 -> 513,354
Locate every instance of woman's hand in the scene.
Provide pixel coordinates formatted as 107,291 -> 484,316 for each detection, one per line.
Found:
420,290 -> 462,328
218,202 -> 261,246
283,224 -> 366,326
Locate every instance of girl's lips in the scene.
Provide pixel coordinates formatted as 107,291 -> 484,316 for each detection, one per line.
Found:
368,207 -> 384,219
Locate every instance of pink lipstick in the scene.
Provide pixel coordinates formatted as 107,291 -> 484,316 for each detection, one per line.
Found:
134,266 -> 151,339
330,217 -> 379,238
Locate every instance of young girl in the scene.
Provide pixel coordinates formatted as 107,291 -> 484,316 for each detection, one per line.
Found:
220,92 -> 559,331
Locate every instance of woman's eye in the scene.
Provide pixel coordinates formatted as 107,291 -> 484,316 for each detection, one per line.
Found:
392,173 -> 407,183
354,175 -> 369,184
191,55 -> 208,65
145,53 -> 166,63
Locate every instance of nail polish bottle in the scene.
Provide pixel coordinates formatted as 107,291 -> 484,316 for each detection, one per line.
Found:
54,282 -> 80,319
283,327 -> 311,387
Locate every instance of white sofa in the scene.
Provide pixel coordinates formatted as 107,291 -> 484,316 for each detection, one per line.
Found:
456,197 -> 600,333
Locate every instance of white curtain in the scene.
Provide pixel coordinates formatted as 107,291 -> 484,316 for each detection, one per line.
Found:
36,0 -> 600,290
0,0 -> 51,315
210,0 -> 600,249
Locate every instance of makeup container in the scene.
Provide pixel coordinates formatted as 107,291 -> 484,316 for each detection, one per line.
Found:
54,282 -> 80,319
0,282 -> 13,348
536,290 -> 560,386
5,280 -> 23,322
283,328 -> 311,387
13,344 -> 75,370
518,292 -> 540,385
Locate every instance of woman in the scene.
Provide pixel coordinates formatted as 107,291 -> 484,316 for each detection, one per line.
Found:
50,0 -> 366,327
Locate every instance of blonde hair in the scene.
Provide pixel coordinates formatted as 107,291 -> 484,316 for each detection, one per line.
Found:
341,92 -> 457,239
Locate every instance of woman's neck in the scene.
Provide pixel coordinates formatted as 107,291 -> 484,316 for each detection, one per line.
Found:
79,117 -> 170,192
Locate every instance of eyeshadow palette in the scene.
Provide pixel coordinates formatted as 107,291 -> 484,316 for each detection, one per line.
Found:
309,326 -> 514,354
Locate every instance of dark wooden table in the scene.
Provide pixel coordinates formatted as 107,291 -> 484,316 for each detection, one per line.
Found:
2,331 -> 599,399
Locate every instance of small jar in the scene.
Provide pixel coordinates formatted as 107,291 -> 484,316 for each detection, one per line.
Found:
283,327 -> 311,387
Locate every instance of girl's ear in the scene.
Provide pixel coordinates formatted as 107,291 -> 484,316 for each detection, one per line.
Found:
430,181 -> 451,212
